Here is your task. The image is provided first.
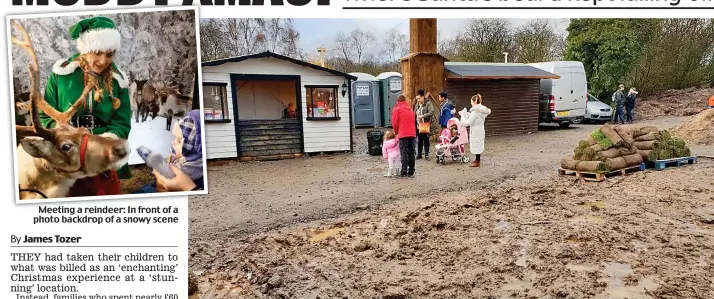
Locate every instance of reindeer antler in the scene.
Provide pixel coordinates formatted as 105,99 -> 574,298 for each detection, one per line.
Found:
12,20 -> 95,139
12,20 -> 54,140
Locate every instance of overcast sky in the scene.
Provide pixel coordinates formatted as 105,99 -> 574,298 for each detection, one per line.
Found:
293,19 -> 570,56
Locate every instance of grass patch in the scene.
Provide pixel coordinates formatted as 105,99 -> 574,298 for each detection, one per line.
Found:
596,162 -> 610,173
590,130 -> 614,148
648,130 -> 692,161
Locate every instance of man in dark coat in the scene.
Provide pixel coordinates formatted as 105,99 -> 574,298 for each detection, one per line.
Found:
392,94 -> 417,177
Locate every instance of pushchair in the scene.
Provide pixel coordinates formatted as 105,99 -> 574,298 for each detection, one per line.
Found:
434,118 -> 470,164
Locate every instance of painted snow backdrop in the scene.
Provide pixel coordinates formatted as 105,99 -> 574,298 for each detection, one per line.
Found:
11,10 -> 199,165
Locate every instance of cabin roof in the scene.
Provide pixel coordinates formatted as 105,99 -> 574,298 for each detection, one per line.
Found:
445,62 -> 560,80
203,51 -> 358,80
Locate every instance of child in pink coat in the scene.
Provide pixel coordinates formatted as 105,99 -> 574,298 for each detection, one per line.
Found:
382,131 -> 400,177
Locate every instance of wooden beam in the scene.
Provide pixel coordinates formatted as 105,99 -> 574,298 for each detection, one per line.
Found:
239,153 -> 303,162
409,19 -> 437,53
401,53 -> 446,105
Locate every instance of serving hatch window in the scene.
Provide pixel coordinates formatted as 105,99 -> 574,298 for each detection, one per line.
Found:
306,86 -> 339,119
202,83 -> 229,121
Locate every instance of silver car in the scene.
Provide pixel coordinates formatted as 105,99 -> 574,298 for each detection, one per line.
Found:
585,94 -> 614,123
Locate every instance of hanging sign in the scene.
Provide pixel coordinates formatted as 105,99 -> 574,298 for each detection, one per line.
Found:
389,79 -> 402,91
355,85 -> 370,96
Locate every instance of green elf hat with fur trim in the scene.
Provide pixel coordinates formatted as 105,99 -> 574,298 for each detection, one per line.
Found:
69,16 -> 121,54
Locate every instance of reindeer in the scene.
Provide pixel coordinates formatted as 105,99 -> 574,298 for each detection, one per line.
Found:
132,79 -> 157,123
11,20 -> 130,200
14,91 -> 31,127
157,86 -> 192,131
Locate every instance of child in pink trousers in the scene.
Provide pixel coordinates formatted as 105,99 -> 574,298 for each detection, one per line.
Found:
382,131 -> 400,177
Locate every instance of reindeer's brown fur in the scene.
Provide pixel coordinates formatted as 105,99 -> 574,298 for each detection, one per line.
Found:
18,144 -> 78,200
133,80 -> 159,123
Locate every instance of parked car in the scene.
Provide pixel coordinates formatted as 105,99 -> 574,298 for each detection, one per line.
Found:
585,94 -> 614,123
530,61 -> 588,128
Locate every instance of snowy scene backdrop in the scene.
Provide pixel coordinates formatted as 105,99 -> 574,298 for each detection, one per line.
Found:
10,10 -> 200,165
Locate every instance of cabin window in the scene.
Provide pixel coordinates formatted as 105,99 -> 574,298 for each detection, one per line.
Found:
305,86 -> 340,120
203,83 -> 229,122
235,80 -> 298,120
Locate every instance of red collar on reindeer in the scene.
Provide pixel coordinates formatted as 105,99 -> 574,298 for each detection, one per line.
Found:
57,134 -> 89,174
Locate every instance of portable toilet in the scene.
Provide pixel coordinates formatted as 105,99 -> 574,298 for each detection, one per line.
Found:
377,72 -> 402,127
349,72 -> 381,128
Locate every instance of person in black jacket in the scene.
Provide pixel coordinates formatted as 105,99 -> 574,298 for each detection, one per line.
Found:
612,84 -> 626,124
624,88 -> 638,123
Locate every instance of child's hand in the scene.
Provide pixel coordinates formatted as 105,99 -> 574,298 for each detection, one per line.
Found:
153,164 -> 197,192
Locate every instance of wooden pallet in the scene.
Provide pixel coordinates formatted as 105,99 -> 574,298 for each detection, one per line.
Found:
647,156 -> 697,170
558,163 -> 645,182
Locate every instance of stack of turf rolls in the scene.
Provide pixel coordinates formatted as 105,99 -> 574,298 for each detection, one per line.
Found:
561,124 -> 692,173
563,124 -> 643,173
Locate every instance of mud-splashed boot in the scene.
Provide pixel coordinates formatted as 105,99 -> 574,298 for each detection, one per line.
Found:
384,168 -> 394,177
470,160 -> 480,167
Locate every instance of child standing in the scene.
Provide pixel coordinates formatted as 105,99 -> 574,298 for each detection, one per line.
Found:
382,131 -> 400,177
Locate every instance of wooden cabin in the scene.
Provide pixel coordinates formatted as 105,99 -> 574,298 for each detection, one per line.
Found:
201,51 -> 356,161
445,62 -> 560,136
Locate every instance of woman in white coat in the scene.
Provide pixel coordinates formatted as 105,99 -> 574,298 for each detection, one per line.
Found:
459,94 -> 491,167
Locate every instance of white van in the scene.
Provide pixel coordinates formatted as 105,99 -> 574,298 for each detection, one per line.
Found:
529,61 -> 588,128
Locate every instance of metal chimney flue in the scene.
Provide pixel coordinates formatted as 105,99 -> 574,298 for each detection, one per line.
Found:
317,47 -> 327,67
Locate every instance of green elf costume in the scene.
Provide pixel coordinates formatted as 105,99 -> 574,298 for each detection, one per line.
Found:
41,16 -> 132,196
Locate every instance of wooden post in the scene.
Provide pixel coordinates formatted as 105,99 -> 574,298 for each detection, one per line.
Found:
401,18 -> 446,108
410,19 -> 437,53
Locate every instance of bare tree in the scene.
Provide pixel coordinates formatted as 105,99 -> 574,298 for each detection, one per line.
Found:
332,31 -> 354,71
199,18 -> 303,60
262,19 -> 302,58
513,19 -> 562,63
437,29 -> 458,60
454,19 -> 515,62
382,28 -> 408,63
349,28 -> 376,64
199,19 -> 227,61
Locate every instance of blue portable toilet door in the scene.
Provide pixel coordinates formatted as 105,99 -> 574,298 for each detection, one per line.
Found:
385,77 -> 402,127
353,83 -> 374,127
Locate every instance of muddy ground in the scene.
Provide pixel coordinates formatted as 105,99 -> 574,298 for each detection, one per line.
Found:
189,116 -> 713,298
635,87 -> 714,120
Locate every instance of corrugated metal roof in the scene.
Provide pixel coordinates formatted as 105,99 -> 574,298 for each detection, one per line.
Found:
445,62 -> 560,80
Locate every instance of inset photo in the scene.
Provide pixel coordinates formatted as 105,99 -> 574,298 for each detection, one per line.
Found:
8,6 -> 206,202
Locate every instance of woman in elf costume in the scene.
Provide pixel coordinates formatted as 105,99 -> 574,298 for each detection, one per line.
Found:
40,16 -> 132,196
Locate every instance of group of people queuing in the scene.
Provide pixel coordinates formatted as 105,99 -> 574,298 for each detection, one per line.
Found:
612,84 -> 639,124
383,89 -> 492,178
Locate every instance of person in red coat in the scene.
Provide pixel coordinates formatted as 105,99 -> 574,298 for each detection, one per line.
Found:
391,94 -> 417,177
